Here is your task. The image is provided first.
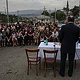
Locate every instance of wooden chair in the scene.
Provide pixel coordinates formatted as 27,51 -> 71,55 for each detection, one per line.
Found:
25,49 -> 41,76
43,49 -> 58,77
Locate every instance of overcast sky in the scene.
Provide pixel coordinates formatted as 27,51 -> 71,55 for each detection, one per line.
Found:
0,0 -> 79,12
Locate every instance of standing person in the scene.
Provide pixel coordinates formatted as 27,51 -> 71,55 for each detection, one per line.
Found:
59,15 -> 79,77
0,30 -> 2,48
5,29 -> 12,46
24,32 -> 28,46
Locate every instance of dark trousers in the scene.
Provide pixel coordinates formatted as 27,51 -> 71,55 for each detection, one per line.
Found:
60,52 -> 75,76
1,40 -> 5,47
5,38 -> 13,46
24,36 -> 28,45
18,37 -> 23,46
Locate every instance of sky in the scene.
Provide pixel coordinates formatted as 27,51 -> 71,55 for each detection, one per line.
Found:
0,0 -> 79,12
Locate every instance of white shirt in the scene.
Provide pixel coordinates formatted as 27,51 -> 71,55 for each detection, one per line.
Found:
52,31 -> 58,38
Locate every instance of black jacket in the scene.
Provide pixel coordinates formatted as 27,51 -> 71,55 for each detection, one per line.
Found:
59,23 -> 79,53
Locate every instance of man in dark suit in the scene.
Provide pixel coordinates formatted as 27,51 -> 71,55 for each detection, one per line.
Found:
59,15 -> 79,77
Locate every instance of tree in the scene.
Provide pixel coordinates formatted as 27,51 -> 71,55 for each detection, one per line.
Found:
51,10 -> 66,21
67,0 -> 69,15
0,13 -> 7,23
63,7 -> 67,11
70,6 -> 79,17
41,10 -> 50,16
63,0 -> 69,16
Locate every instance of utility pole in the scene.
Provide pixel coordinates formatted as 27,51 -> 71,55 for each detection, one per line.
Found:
6,0 -> 9,23
44,6 -> 46,22
66,0 -> 69,22
17,10 -> 19,22
3,7 -> 6,15
55,8 -> 56,22
49,9 -> 51,23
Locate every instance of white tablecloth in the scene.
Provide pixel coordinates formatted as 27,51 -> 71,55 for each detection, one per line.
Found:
38,42 -> 80,60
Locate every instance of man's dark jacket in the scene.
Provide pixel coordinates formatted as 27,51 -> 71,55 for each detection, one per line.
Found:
59,23 -> 79,53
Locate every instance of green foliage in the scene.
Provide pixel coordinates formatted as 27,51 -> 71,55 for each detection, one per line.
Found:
2,15 -> 7,23
0,13 -> 7,23
63,5 -> 79,18
9,15 -> 18,23
67,0 -> 69,11
0,13 -> 19,23
63,7 -> 68,11
70,6 -> 79,17
63,1 -> 69,15
51,10 -> 66,21
42,10 -> 50,16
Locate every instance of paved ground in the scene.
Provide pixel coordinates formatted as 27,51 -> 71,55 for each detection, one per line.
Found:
0,45 -> 80,80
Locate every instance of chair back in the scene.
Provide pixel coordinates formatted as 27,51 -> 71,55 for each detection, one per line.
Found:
25,49 -> 39,61
43,49 -> 58,63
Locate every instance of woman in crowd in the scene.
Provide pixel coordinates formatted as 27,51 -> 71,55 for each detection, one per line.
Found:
24,25 -> 28,32
39,28 -> 45,42
5,29 -> 12,46
39,23 -> 45,31
24,32 -> 28,45
28,27 -> 34,45
45,27 -> 52,42
33,28 -> 39,45
17,30 -> 23,46
52,28 -> 59,42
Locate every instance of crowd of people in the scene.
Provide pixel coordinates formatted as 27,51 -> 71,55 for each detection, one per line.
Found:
0,21 -> 80,48
0,22 -> 60,48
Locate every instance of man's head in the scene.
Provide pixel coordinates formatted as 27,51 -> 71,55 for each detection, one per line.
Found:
68,15 -> 74,22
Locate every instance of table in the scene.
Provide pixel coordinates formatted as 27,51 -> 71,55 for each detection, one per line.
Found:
38,42 -> 80,60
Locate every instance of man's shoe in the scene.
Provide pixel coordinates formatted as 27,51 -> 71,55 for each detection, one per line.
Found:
68,71 -> 72,77
68,74 -> 72,77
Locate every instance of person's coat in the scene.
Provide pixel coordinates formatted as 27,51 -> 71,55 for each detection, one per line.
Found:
59,23 -> 79,53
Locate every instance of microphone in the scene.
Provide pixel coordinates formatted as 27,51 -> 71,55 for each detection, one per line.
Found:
53,44 -> 55,50
53,45 -> 55,47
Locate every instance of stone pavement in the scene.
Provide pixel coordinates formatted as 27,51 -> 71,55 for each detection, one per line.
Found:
0,46 -> 80,80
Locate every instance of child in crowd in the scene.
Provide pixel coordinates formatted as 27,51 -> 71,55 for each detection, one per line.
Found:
12,31 -> 17,47
33,28 -> 39,45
